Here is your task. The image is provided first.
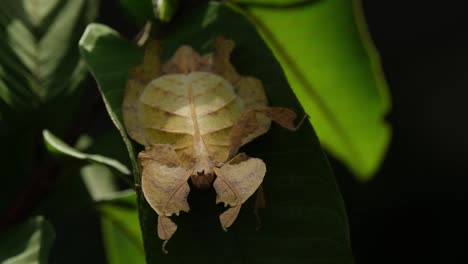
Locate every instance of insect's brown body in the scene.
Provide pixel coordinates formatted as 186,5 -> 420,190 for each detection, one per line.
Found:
138,71 -> 247,189
123,37 -> 302,253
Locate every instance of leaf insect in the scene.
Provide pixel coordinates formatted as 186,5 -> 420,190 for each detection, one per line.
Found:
123,36 -> 305,253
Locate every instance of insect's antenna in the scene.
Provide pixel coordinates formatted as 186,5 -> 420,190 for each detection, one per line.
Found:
162,240 -> 169,254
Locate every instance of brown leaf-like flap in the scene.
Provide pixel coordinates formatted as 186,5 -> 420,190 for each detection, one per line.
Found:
236,76 -> 268,109
139,144 -> 181,168
213,155 -> 266,229
140,145 -> 192,217
212,37 -> 240,84
213,155 -> 266,206
259,107 -> 301,131
133,39 -> 162,83
229,107 -> 304,158
219,205 -> 241,230
158,215 -> 177,241
229,110 -> 261,158
123,39 -> 162,145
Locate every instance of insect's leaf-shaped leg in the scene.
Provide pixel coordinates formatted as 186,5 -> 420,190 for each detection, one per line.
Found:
139,144 -> 192,243
233,76 -> 272,149
212,37 -> 240,84
229,107 -> 307,158
213,154 -> 266,230
123,39 -> 163,145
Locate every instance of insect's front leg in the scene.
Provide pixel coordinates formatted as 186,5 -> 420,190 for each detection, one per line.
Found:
138,144 -> 192,254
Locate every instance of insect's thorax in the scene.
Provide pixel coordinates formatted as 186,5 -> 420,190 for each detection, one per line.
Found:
139,72 -> 244,188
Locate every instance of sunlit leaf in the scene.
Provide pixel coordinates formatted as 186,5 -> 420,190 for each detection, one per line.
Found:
43,129 -> 131,175
117,0 -> 179,25
98,190 -> 145,264
79,2 -> 352,263
0,216 -> 55,264
81,163 -> 119,201
152,0 -> 179,22
238,0 -> 391,179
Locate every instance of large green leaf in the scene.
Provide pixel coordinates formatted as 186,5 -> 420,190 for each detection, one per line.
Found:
98,190 -> 145,264
0,216 -> 55,264
79,2 -> 352,263
0,0 -> 98,123
238,0 -> 391,179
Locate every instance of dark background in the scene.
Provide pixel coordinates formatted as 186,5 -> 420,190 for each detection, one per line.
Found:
95,1 -> 468,263
333,1 -> 468,263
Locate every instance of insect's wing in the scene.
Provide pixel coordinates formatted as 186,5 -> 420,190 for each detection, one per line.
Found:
213,154 -> 266,230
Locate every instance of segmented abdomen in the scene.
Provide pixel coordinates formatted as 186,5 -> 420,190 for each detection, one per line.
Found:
138,72 -> 243,163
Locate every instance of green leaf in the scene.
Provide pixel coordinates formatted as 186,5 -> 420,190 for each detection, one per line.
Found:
117,0 -> 179,25
0,0 -> 98,121
152,0 -> 179,22
43,129 -> 131,175
79,2 -> 352,263
81,163 -> 119,201
78,24 -> 141,177
0,216 -> 55,264
98,190 -> 145,264
238,0 -> 391,179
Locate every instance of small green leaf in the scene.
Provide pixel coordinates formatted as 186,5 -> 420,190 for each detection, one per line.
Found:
98,190 -> 145,264
0,216 -> 55,264
152,0 -> 179,22
117,0 -> 179,25
43,129 -> 131,175
239,0 -> 391,179
79,2 -> 353,263
81,163 -> 119,201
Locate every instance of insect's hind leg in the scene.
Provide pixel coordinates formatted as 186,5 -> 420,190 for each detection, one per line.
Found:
254,185 -> 266,231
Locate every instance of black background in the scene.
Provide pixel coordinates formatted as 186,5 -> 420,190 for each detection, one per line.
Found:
333,1 -> 468,263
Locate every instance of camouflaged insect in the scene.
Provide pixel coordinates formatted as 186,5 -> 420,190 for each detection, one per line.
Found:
123,37 -> 303,253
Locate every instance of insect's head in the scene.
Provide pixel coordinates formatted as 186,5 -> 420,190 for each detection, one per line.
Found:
190,170 -> 215,189
163,45 -> 212,74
